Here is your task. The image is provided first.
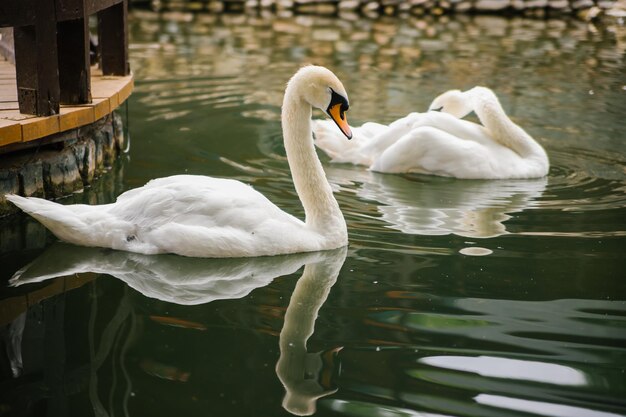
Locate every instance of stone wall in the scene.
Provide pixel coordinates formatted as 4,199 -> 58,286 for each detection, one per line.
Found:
143,0 -> 620,17
0,153 -> 126,259
0,112 -> 127,217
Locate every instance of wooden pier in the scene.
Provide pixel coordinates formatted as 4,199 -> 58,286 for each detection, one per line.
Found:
0,0 -> 134,216
0,58 -> 133,150
0,0 -> 133,150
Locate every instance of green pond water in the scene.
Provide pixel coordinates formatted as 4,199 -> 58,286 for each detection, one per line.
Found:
1,10 -> 626,417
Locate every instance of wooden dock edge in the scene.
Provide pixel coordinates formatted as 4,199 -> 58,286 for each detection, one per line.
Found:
0,58 -> 133,149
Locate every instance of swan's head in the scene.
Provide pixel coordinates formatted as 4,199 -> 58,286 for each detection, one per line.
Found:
428,89 -> 472,119
287,65 -> 352,139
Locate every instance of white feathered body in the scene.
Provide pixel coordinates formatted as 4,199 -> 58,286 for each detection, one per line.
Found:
6,175 -> 343,258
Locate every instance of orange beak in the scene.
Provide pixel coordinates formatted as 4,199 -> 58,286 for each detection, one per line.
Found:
327,103 -> 352,139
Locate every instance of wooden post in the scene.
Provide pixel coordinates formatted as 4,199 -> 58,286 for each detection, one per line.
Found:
57,15 -> 92,104
98,1 -> 129,76
13,0 -> 60,116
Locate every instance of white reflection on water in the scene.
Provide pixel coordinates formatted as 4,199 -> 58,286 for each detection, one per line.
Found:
10,243 -> 335,305
276,247 -> 347,416
327,166 -> 547,238
475,394 -> 624,417
459,247 -> 493,256
419,355 -> 587,386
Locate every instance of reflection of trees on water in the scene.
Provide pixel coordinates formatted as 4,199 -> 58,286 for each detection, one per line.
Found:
341,294 -> 626,416
130,10 -> 625,126
139,0 -> 621,17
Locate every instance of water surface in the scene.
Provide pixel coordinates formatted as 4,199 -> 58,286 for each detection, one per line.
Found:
0,11 -> 625,417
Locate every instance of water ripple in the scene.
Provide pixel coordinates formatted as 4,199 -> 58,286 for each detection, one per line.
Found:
135,77 -> 251,121
540,147 -> 626,212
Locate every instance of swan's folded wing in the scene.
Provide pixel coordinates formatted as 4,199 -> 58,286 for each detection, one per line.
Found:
371,128 -> 498,179
109,175 -> 321,256
111,175 -> 300,230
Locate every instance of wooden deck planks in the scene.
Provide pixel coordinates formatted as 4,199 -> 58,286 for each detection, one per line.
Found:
0,57 -> 133,146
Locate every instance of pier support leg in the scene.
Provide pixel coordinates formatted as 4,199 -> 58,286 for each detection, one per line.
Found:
13,0 -> 60,116
98,1 -> 129,76
58,17 -> 92,104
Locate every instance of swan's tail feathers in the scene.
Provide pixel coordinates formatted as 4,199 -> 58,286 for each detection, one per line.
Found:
5,194 -> 92,245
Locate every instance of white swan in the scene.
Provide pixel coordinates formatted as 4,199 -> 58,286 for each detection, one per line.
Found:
5,66 -> 353,258
314,86 -> 549,179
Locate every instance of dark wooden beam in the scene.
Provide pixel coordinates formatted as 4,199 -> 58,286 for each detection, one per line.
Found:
1,0 -> 123,27
56,0 -> 123,21
13,0 -> 61,116
0,0 -> 36,28
84,0 -> 124,15
98,1 -> 129,76
58,16 -> 92,104
55,0 -> 86,21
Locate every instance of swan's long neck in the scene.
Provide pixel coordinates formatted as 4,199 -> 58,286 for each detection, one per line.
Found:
470,87 -> 547,160
282,86 -> 346,234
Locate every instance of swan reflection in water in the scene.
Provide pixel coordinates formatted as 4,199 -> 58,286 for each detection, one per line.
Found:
276,247 -> 346,416
10,244 -> 346,305
327,166 -> 547,238
11,243 -> 347,416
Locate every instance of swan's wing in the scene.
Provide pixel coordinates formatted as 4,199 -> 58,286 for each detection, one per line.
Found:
112,175 -> 299,229
357,121 -> 389,137
358,113 -> 423,157
110,175 -> 312,256
370,127 -> 505,179
412,111 -> 493,145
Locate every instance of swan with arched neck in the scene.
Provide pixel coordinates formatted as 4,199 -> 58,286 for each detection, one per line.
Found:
314,86 -> 549,179
6,66 -> 352,257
